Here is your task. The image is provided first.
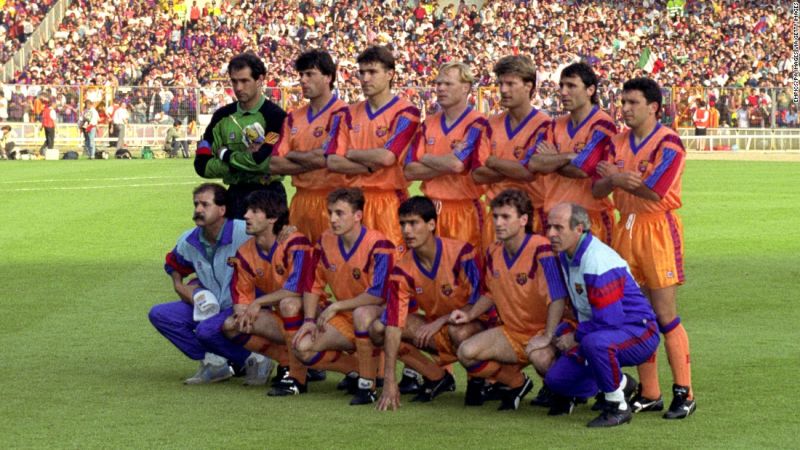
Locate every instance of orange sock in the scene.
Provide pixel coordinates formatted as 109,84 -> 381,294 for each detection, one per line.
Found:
355,332 -> 379,383
242,335 -> 288,366
305,350 -> 359,375
398,343 -> 446,381
465,360 -> 525,388
664,322 -> 693,399
637,352 -> 661,399
281,315 -> 307,385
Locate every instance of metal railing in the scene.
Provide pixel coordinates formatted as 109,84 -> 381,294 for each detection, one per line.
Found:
1,0 -> 72,83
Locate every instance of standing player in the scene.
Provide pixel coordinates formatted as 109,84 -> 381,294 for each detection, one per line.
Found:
544,203 -> 659,427
593,77 -> 695,419
403,62 -> 489,251
325,46 -> 420,245
450,189 -> 569,410
527,62 -> 618,244
472,55 -> 551,242
194,52 -> 287,218
224,190 -> 314,395
148,184 -> 271,385
293,188 -> 395,405
270,50 -> 349,244
374,197 -> 485,410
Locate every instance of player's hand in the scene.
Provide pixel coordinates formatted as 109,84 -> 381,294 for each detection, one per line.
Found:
525,334 -> 553,355
596,160 -> 618,178
247,142 -> 261,154
449,309 -> 470,325
414,321 -> 443,350
293,321 -> 317,347
277,225 -> 297,242
237,303 -> 261,333
376,382 -> 401,411
485,155 -> 498,168
317,303 -> 339,327
612,172 -> 644,190
536,140 -> 557,155
554,332 -> 577,352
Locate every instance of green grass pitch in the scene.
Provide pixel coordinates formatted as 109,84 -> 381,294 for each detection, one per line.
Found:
1,159 -> 797,448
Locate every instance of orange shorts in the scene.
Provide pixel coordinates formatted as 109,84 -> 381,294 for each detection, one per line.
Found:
432,198 -> 485,253
612,211 -> 685,289
290,188 -> 330,244
588,208 -> 616,245
432,325 -> 459,366
325,311 -> 355,342
500,324 -> 545,364
363,189 -> 407,247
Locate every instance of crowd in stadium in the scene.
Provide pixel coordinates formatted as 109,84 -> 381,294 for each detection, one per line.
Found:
0,0 -> 795,129
0,0 -> 58,64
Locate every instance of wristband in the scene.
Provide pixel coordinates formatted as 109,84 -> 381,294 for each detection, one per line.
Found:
219,147 -> 230,162
304,318 -> 316,324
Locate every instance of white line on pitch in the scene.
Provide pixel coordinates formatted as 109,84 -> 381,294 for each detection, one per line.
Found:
0,176 -> 199,185
9,181 -> 200,192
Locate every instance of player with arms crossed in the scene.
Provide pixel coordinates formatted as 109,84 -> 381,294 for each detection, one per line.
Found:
403,62 -> 489,251
325,46 -> 420,245
527,62 -> 618,244
593,77 -> 695,419
270,50 -> 349,244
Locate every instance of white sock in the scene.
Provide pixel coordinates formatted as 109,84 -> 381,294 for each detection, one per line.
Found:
604,374 -> 629,410
203,352 -> 227,366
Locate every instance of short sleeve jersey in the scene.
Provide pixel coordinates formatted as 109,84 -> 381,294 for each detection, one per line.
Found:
404,107 -> 489,201
608,123 -> 686,215
310,227 -> 396,302
324,96 -> 420,191
542,106 -> 618,213
384,237 -> 482,328
483,234 -> 568,334
275,96 -> 349,190
486,109 -> 552,207
230,232 -> 314,305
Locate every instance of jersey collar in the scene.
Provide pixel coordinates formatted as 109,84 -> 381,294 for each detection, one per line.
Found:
237,95 -> 266,115
413,237 -> 443,280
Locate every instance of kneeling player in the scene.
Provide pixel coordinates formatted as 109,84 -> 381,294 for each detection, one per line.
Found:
450,189 -> 569,410
223,190 -> 314,395
374,197 -> 485,411
293,188 -> 395,405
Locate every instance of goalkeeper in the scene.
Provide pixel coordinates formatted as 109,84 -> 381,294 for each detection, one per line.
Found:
195,52 -> 288,218
148,183 -> 274,386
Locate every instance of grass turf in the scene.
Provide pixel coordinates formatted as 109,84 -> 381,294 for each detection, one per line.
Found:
0,159 -> 797,448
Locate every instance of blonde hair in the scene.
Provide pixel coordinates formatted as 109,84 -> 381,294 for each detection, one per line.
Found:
437,61 -> 475,85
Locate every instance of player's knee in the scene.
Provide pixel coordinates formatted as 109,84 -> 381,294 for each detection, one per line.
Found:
448,323 -> 475,347
528,347 -> 555,376
294,335 -> 313,353
294,347 -> 316,364
278,297 -> 301,318
457,339 -> 479,362
369,319 -> 385,346
352,306 -> 376,331
195,319 -> 220,343
147,304 -> 167,328
221,316 -> 238,337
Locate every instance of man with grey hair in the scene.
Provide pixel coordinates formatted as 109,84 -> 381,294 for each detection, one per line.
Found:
536,202 -> 660,427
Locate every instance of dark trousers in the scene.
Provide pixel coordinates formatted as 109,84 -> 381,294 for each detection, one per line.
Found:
40,127 -> 55,154
227,181 -> 287,219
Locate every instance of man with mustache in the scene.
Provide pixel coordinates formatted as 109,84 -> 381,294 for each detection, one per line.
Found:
149,183 -> 273,385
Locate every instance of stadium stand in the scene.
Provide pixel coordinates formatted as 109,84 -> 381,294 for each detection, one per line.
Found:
0,0 -> 58,64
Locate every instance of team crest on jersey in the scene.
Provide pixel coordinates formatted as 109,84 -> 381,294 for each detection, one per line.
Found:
375,126 -> 389,137
638,161 -> 649,173
574,283 -> 584,295
291,127 -> 299,135
352,268 -> 362,280
615,160 -> 625,169
512,146 -> 524,159
256,268 -> 265,277
226,257 -> 238,267
515,273 -> 528,285
451,140 -> 466,152
441,284 -> 453,297
313,126 -> 325,138
427,137 -> 435,145
574,142 -> 585,153
275,265 -> 285,276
